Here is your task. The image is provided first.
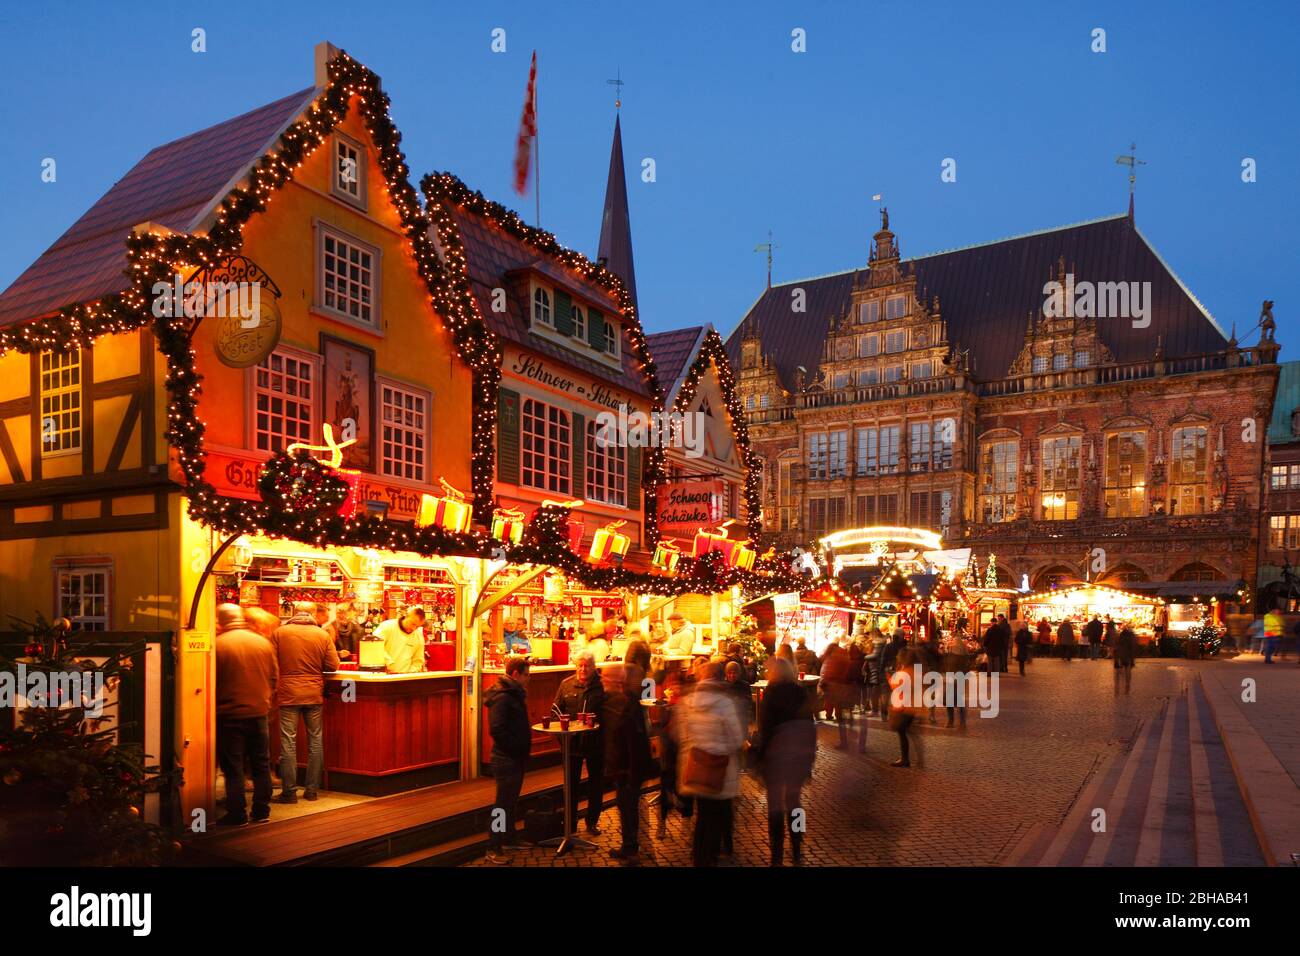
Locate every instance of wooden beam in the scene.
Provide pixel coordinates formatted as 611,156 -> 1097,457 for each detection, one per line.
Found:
105,393 -> 141,472
637,594 -> 676,620
81,347 -> 94,474
139,329 -> 156,466
92,374 -> 141,400
28,354 -> 40,482
0,467 -> 172,504
0,420 -> 24,483
0,396 -> 31,418
472,564 -> 549,620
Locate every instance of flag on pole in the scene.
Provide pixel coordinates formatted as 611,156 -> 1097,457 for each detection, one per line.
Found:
513,51 -> 537,195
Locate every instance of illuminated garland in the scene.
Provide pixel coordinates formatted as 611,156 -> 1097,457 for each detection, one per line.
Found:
420,171 -> 667,543
668,329 -> 762,534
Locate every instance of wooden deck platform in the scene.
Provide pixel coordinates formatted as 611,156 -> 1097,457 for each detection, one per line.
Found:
186,767 -> 566,866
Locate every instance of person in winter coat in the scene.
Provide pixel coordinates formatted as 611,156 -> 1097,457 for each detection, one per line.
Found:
753,656 -> 816,866
1103,617 -> 1119,657
942,630 -> 971,729
818,641 -> 860,750
1057,619 -> 1076,662
601,650 -> 655,865
677,661 -> 746,867
1036,617 -> 1053,650
271,602 -> 339,802
863,631 -> 887,716
1014,622 -> 1032,676
887,647 -> 924,768
1113,627 -> 1138,695
1082,615 -> 1103,661
553,651 -> 608,834
982,619 -> 1008,674
881,632 -> 906,718
484,656 -> 532,863
215,604 -> 278,826
794,638 -> 820,676
918,632 -> 944,724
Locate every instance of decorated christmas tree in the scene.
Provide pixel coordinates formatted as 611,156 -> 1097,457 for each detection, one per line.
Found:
0,615 -> 180,865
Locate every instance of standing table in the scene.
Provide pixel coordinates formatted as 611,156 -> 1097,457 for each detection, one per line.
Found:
532,721 -> 598,856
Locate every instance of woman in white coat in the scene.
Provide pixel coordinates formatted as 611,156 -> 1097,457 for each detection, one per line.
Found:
677,660 -> 747,866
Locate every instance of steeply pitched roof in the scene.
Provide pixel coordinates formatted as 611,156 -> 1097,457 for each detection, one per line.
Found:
0,87 -> 319,328
646,325 -> 707,405
1267,360 -> 1300,444
448,205 -> 654,397
724,213 -> 1229,389
596,115 -> 637,314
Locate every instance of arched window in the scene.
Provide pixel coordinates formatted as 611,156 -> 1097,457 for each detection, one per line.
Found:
1101,563 -> 1148,584
603,320 -> 618,355
532,287 -> 551,326
1171,562 -> 1222,583
1169,426 -> 1208,514
1034,565 -> 1078,591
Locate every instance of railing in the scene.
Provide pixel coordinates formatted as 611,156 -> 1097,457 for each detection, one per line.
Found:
978,345 -> 1272,397
797,375 -> 959,409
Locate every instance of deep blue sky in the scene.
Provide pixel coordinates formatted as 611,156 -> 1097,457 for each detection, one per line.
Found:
2,1 -> 1297,355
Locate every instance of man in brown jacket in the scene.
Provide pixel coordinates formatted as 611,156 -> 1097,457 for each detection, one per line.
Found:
215,604 -> 278,825
272,602 -> 339,802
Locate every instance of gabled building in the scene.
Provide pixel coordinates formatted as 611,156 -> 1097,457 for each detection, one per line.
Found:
1259,359 -> 1300,608
728,208 -> 1279,600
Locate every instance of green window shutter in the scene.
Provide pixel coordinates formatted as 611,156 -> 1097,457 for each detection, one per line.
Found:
498,387 -> 520,484
627,445 -> 641,512
587,307 -> 606,351
555,290 -> 574,336
571,411 -> 585,498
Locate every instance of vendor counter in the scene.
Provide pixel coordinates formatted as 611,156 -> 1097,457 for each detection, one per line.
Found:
273,670 -> 464,796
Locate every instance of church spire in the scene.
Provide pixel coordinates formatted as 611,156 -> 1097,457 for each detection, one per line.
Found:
597,114 -> 638,314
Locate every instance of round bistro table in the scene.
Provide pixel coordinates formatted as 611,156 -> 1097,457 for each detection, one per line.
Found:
532,721 -> 598,856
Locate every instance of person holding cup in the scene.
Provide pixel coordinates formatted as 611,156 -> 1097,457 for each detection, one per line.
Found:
553,650 -> 607,835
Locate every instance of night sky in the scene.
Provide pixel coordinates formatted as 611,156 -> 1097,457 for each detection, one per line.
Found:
2,0 -> 1296,356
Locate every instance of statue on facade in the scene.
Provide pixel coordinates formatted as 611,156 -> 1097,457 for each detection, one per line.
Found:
1260,300 -> 1276,341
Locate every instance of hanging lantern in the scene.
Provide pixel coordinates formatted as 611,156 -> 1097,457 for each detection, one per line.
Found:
588,520 -> 630,564
416,478 -> 474,532
491,507 -> 526,544
228,537 -> 254,572
652,539 -> 681,574
543,570 -> 567,604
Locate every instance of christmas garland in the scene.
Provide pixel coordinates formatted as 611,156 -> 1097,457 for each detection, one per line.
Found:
667,328 -> 763,535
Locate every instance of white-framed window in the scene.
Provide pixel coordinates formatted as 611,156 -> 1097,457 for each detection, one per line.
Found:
1041,435 -> 1081,520
885,295 -> 907,320
746,395 -> 755,410
859,301 -> 879,324
532,287 -> 552,327
1052,352 -> 1069,371
857,368 -> 879,386
521,398 -> 571,493
1104,430 -> 1147,518
884,331 -> 907,354
911,362 -> 932,379
378,380 -> 429,482
883,365 -> 904,382
331,133 -> 365,208
909,421 -> 931,472
254,348 -> 317,453
572,305 -> 586,343
1032,355 -> 1049,374
760,394 -> 770,408
39,349 -> 83,457
603,320 -> 619,356
833,373 -> 850,390
857,425 -> 900,475
318,225 -> 379,327
1269,514 -> 1300,550
1074,349 -> 1091,368
859,334 -> 879,357
807,433 -> 829,481
585,419 -> 626,506
980,439 -> 1018,523
55,561 -> 111,631
827,430 -> 848,479
933,418 -> 955,470
1272,464 -> 1288,489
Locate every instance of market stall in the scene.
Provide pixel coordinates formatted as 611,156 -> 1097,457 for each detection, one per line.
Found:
1018,582 -> 1164,642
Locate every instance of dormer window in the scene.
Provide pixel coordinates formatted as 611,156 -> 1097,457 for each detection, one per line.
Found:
572,305 -> 586,342
533,287 -> 552,326
603,320 -> 619,356
1032,355 -> 1049,374
885,295 -> 907,320
1052,353 -> 1069,371
331,133 -> 365,209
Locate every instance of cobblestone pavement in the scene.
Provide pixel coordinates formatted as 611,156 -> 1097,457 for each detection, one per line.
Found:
466,658 -> 1194,867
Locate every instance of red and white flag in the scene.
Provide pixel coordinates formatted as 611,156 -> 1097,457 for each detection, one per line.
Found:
513,51 -> 537,195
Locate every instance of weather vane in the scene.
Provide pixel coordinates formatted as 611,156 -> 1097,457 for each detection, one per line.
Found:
607,70 -> 625,110
1115,143 -> 1146,213
754,229 -> 778,288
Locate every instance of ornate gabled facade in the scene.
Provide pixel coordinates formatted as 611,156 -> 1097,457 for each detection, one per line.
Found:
729,208 -> 1280,600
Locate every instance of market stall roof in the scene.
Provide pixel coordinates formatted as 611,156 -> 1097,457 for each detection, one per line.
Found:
1126,580 -> 1242,601
866,563 -> 969,605
1020,581 -> 1164,608
800,579 -> 865,612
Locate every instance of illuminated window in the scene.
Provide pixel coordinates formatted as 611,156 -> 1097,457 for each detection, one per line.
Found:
1169,426 -> 1208,514
521,398 -> 571,494
39,349 -> 82,456
1040,435 -> 1081,520
56,563 -> 110,631
585,419 -> 626,506
980,439 -> 1018,523
1272,465 -> 1287,489
532,287 -> 552,326
319,226 -> 378,326
1104,430 -> 1147,517
1267,515 -> 1300,550
254,350 -> 316,452
379,381 -> 428,482
332,134 -> 364,207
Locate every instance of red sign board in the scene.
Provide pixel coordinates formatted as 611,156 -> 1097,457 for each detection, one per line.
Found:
657,478 -> 725,539
202,448 -> 426,522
